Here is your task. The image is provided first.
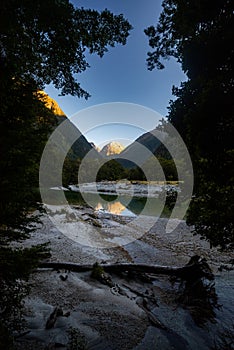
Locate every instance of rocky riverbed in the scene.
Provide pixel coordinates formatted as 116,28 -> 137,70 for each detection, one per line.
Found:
68,180 -> 178,198
14,205 -> 234,350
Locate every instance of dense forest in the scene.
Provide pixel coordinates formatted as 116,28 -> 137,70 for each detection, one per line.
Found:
0,0 -> 233,347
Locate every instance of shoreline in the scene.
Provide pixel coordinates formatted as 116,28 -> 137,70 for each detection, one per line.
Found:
67,180 -> 180,199
15,205 -> 234,349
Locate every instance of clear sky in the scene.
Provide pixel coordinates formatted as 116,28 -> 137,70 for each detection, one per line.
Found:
45,0 -> 186,147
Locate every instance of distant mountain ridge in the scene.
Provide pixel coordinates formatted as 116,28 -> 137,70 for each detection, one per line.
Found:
38,92 -> 168,168
90,142 -> 101,153
100,141 -> 125,157
116,129 -> 164,168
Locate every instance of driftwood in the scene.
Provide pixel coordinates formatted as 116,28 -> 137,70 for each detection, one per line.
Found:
38,256 -> 213,281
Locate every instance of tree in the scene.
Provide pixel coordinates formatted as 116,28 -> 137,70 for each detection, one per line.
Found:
0,0 -> 132,342
145,0 -> 234,247
0,80 -> 54,342
1,0 -> 132,97
97,160 -> 126,181
63,155 -> 81,187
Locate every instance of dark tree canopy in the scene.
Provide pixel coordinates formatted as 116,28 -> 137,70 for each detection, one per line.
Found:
0,0 -> 132,97
145,0 -> 234,247
0,0 -> 132,242
0,0 -> 132,342
145,0 -> 233,74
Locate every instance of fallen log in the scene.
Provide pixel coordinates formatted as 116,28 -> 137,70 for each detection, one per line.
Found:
38,256 -> 213,281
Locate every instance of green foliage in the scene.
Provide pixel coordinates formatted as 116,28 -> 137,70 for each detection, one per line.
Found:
145,0 -> 233,74
1,0 -> 132,98
158,158 -> 178,181
78,158 -> 104,183
159,187 -> 178,211
146,0 -> 234,247
0,244 -> 50,282
187,174 -> 234,248
63,154 -> 81,187
142,155 -> 178,181
0,81 -> 55,242
91,262 -> 105,280
97,159 -> 127,181
0,244 -> 50,333
0,79 -> 55,347
127,166 -> 146,181
63,152 -> 178,183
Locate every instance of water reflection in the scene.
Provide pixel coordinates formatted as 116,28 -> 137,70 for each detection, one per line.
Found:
60,190 -> 170,217
95,201 -> 134,216
59,190 -> 171,217
95,194 -> 164,217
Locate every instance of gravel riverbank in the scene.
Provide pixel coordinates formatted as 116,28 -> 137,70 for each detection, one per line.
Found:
15,205 -> 234,350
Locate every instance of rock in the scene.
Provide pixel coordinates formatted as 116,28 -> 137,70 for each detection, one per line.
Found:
81,214 -> 90,221
59,274 -> 68,281
65,212 -> 77,221
63,311 -> 70,317
218,264 -> 234,272
45,307 -> 64,329
92,219 -> 102,228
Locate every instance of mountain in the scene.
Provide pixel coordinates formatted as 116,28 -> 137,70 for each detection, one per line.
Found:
90,142 -> 101,153
38,91 -> 100,160
116,129 -> 165,168
37,90 -> 66,118
100,141 -> 125,157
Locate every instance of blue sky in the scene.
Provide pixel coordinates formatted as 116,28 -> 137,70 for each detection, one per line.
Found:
45,0 -> 186,147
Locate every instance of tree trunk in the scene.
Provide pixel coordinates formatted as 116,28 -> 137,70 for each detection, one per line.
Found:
38,256 -> 213,281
